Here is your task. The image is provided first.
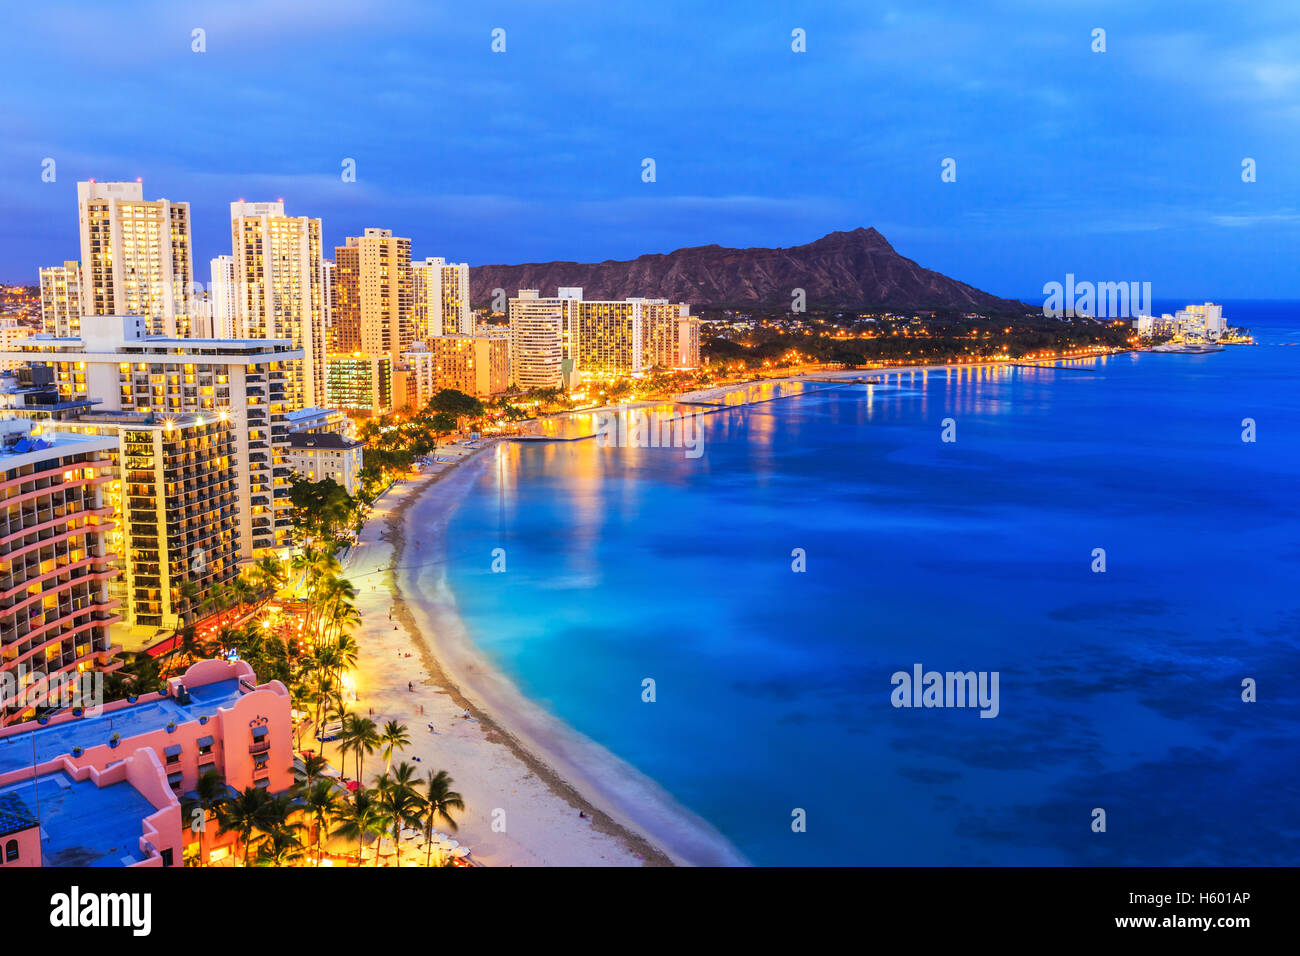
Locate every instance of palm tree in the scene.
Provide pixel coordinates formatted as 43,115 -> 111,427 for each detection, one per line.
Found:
214,786 -> 272,866
103,652 -> 164,701
289,681 -> 315,751
229,577 -> 258,617
255,792 -> 303,848
332,633 -> 359,677
339,714 -> 379,784
254,826 -> 307,866
378,720 -> 410,775
315,576 -> 359,646
375,763 -> 426,867
300,778 -> 343,865
180,769 -> 229,867
332,790 -> 390,866
323,598 -> 361,648
248,555 -> 285,603
259,634 -> 295,685
294,752 -> 330,791
311,643 -> 344,685
421,769 -> 465,867
301,669 -> 339,756
173,579 -> 201,628
199,581 -> 225,618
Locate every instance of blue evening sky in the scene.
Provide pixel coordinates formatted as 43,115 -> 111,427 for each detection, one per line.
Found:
1,0 -> 1296,299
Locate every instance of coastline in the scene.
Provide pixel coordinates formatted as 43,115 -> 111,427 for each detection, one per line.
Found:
329,447 -> 687,865
339,349 -> 1125,867
519,350 -> 1129,431
388,447 -> 750,866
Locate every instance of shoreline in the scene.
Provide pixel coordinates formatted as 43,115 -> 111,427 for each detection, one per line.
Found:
342,349 -> 1127,866
670,351 -> 1128,404
388,448 -> 749,866
326,446 -> 678,865
516,349 -> 1130,429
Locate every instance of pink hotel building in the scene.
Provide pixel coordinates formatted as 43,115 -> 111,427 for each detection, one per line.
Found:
1,421 -> 122,725
0,659 -> 292,867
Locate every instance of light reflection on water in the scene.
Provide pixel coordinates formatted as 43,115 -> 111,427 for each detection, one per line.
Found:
447,329 -> 1300,865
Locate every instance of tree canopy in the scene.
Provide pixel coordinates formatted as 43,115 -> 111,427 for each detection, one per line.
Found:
425,388 -> 484,418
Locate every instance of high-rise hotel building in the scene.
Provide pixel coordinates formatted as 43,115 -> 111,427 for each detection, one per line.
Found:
77,181 -> 194,338
325,353 -> 393,417
641,299 -> 701,370
574,298 -> 644,375
412,257 -> 472,338
331,229 -> 413,366
573,296 -> 700,375
229,201 -> 328,409
46,413 -> 239,631
507,288 -> 699,386
208,255 -> 238,340
0,420 -> 121,726
508,290 -> 578,390
38,262 -> 83,338
0,316 -> 301,560
404,333 -> 509,402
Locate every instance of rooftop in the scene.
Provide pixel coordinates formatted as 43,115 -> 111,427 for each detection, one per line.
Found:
0,771 -> 155,866
0,791 -> 36,836
288,433 -> 362,450
286,407 -> 343,421
0,679 -> 243,776
0,421 -> 117,465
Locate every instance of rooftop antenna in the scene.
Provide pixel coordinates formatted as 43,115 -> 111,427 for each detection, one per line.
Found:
30,729 -> 43,844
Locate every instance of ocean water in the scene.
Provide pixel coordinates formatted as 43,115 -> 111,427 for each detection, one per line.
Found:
442,301 -> 1300,865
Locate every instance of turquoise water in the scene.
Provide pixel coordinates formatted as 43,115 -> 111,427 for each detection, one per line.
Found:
444,302 -> 1300,865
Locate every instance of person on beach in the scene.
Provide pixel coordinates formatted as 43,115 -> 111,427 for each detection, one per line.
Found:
408,681 -> 412,691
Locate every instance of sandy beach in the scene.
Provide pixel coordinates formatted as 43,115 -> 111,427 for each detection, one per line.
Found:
324,440 -> 745,866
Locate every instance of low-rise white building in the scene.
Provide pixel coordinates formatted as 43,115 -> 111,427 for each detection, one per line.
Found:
286,432 -> 364,496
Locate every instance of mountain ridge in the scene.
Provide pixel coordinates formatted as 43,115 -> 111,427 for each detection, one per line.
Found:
468,228 -> 1025,312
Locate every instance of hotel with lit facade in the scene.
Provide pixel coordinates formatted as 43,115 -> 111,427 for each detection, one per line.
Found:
45,412 -> 240,632
404,333 -> 509,402
38,262 -> 83,338
0,420 -> 121,727
641,299 -> 700,370
228,201 -> 328,410
287,432 -> 364,496
331,229 -> 414,365
77,181 -> 194,338
326,353 -> 393,417
208,254 -> 238,340
0,316 -> 302,560
412,256 -> 472,338
508,290 -> 577,389
507,288 -> 700,387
